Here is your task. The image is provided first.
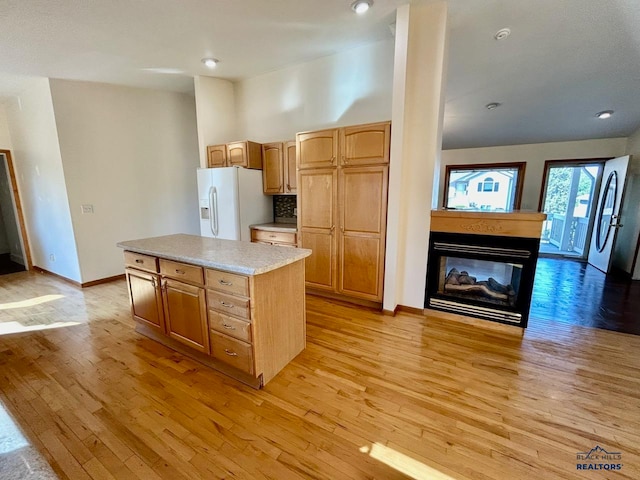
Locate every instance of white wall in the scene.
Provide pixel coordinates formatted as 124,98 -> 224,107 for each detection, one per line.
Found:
0,106 -> 13,149
235,39 -> 395,142
623,127 -> 640,279
384,1 -> 448,311
49,79 -> 200,283
441,138 -> 628,211
194,76 -> 237,168
5,78 -> 82,281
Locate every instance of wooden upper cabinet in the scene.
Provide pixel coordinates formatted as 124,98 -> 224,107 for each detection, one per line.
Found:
340,122 -> 391,166
338,165 -> 389,302
227,141 -> 263,169
207,144 -> 227,168
262,140 -> 296,195
284,141 -> 297,194
297,129 -> 339,170
262,142 -> 284,194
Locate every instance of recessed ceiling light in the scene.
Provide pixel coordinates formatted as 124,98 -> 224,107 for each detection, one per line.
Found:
201,58 -> 219,69
351,0 -> 373,14
485,102 -> 501,110
494,28 -> 511,40
596,110 -> 614,119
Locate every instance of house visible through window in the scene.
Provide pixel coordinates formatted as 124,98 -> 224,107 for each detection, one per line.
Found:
444,163 -> 525,211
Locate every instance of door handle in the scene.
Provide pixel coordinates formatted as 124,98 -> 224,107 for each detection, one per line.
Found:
212,187 -> 219,237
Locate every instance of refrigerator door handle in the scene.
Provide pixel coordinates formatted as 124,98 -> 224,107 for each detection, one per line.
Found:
211,186 -> 219,237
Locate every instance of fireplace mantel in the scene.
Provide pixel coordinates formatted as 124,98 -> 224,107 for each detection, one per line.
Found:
431,210 -> 546,239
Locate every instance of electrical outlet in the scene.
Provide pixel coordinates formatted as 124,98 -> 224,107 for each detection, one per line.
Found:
81,204 -> 94,214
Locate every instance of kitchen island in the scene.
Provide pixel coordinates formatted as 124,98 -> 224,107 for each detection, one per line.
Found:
118,234 -> 311,388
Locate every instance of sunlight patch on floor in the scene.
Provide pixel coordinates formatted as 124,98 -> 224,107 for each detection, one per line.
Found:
0,321 -> 81,336
361,443 -> 457,480
0,294 -> 65,310
0,403 -> 29,455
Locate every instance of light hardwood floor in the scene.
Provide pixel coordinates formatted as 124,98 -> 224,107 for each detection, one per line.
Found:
1,270 -> 639,479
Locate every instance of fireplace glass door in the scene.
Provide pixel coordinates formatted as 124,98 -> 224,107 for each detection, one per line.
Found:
426,232 -> 540,327
438,257 -> 523,308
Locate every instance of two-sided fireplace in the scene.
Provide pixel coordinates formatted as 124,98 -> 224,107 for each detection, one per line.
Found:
425,210 -> 546,328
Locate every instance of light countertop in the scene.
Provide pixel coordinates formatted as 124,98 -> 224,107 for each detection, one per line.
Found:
117,234 -> 310,275
249,222 -> 297,233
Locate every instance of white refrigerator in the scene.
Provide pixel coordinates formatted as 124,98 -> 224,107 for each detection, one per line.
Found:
197,167 -> 272,241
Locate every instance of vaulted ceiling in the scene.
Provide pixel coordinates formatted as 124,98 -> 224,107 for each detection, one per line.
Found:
1,0 -> 639,149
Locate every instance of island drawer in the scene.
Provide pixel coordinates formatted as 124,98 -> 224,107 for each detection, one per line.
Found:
210,331 -> 254,375
251,229 -> 297,245
209,311 -> 252,343
206,269 -> 249,297
160,259 -> 204,285
207,290 -> 250,319
124,251 -> 158,273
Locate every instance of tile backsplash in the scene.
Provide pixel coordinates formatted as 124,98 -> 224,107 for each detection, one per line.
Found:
274,195 -> 297,223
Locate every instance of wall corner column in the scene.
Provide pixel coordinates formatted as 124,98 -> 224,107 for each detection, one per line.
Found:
383,0 -> 449,311
194,76 -> 238,168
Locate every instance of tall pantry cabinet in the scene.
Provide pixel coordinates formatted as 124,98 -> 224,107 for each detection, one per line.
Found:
297,121 -> 390,304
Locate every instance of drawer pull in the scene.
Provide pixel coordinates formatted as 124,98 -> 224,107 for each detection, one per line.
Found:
222,323 -> 236,330
175,269 -> 185,275
224,349 -> 238,356
269,234 -> 276,238
220,301 -> 234,308
218,279 -> 233,286
135,259 -> 144,264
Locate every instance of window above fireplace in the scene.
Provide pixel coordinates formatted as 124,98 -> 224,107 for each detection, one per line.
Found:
443,162 -> 526,211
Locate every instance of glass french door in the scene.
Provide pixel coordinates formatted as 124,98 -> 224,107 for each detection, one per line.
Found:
587,156 -> 630,272
539,161 -> 602,258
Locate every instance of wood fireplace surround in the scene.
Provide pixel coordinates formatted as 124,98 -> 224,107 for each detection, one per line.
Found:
425,210 -> 546,328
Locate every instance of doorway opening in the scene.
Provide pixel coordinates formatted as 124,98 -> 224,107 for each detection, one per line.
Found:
538,159 -> 606,259
0,150 -> 31,275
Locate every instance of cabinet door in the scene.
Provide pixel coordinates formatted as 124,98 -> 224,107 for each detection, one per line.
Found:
228,141 -> 263,169
162,278 -> 210,354
227,141 -> 248,167
338,165 -> 389,301
340,122 -> 390,166
297,129 -> 338,170
283,140 -> 297,194
298,168 -> 337,290
126,268 -> 165,332
207,144 -> 227,168
262,142 -> 284,194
